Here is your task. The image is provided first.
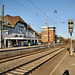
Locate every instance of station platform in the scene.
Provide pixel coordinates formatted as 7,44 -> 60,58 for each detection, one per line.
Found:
0,45 -> 44,52
32,50 -> 75,75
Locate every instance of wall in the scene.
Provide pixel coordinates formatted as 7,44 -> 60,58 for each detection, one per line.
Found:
41,27 -> 55,43
41,28 -> 48,42
15,23 -> 26,37
4,22 -> 27,37
4,26 -> 19,34
26,29 -> 35,38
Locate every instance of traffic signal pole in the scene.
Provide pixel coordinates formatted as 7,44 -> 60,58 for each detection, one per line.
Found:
70,33 -> 73,55
68,19 -> 74,56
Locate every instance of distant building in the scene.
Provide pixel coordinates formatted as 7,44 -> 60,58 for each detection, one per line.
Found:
0,15 -> 39,48
41,26 -> 56,43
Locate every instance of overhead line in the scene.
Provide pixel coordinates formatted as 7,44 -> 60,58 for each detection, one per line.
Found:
28,0 -> 47,16
12,0 -> 36,13
28,0 -> 57,24
9,0 -> 67,34
28,0 -> 66,33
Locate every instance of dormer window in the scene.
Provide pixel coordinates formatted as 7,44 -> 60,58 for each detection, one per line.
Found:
5,20 -> 8,24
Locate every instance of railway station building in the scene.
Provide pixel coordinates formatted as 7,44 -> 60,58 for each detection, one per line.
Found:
0,15 -> 39,48
41,26 -> 56,43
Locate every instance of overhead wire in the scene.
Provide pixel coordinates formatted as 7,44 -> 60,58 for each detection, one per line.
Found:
28,0 -> 47,16
28,0 -> 66,28
7,0 -> 46,28
46,0 -> 68,32
28,0 -> 57,25
8,0 -> 68,37
17,0 -> 66,34
46,0 -> 69,39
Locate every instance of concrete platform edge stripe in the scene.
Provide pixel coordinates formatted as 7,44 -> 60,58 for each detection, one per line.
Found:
49,53 -> 67,75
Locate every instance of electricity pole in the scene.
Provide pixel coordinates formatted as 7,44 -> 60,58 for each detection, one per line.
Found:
0,5 -> 4,48
27,24 -> 28,44
0,21 -> 2,48
1,5 -> 4,30
47,13 -> 49,43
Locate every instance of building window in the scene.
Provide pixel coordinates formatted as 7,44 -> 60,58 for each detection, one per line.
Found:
43,38 -> 46,39
44,35 -> 47,36
49,28 -> 53,30
5,20 -> 8,24
42,28 -> 47,31
18,26 -> 24,28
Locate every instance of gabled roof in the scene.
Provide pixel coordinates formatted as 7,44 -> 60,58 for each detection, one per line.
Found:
0,16 -> 1,21
35,31 -> 40,36
4,15 -> 26,27
27,24 -> 35,31
0,15 -> 35,32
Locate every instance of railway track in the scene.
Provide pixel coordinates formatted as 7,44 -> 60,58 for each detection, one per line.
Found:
0,47 -> 66,75
0,47 -> 49,63
0,45 -> 65,64
0,44 -> 65,60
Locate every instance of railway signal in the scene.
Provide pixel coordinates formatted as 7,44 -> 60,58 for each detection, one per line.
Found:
68,19 -> 74,33
68,19 -> 74,56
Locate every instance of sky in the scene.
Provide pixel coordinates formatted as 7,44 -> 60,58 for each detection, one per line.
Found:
0,0 -> 75,39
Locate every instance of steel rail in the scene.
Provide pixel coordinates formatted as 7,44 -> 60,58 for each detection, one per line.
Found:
1,47 -> 65,75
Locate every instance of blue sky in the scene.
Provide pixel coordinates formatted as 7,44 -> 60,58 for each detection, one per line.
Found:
0,0 -> 75,39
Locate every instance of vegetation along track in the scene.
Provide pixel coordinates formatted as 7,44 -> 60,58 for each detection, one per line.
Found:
0,46 -> 66,75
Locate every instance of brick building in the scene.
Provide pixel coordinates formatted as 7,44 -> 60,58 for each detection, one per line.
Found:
41,26 -> 56,43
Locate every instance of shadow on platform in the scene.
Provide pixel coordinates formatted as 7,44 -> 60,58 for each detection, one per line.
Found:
63,70 -> 70,75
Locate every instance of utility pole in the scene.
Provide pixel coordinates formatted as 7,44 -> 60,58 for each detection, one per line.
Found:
47,13 -> 49,43
27,24 -> 28,44
1,5 -> 4,30
0,5 -> 4,48
0,21 -> 2,48
70,33 -> 72,55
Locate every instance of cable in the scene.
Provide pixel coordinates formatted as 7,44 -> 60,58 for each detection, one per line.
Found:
11,0 -> 36,13
46,0 -> 68,36
8,0 -> 68,37
28,0 -> 58,25
8,0 -> 46,25
28,0 -> 47,16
